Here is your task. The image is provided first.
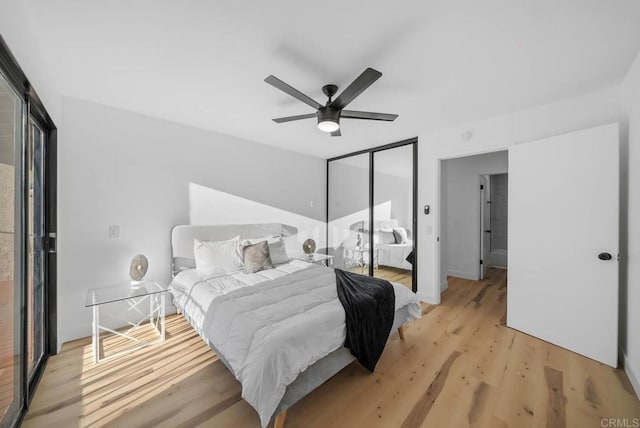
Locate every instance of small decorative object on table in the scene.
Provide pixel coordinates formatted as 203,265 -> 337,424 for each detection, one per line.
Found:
302,239 -> 316,259
129,254 -> 148,287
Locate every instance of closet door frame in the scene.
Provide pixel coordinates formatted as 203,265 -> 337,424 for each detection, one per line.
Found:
326,137 -> 418,292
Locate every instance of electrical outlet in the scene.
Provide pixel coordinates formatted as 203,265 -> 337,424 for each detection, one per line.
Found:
108,225 -> 120,238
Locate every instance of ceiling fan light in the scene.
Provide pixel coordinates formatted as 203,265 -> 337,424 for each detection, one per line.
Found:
317,106 -> 340,133
317,119 -> 340,133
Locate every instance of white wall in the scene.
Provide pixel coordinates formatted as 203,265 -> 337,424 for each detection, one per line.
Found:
416,85 -> 622,303
620,50 -> 640,397
57,97 -> 327,344
0,0 -> 61,122
442,151 -> 508,281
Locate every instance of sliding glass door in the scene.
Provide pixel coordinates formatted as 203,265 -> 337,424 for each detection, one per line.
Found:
327,139 -> 417,291
0,35 -> 57,427
27,119 -> 46,380
0,69 -> 24,426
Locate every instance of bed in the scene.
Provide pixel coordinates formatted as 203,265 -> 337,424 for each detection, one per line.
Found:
168,223 -> 421,427
341,219 -> 414,270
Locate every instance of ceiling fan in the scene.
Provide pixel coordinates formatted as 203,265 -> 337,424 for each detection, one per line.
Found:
264,67 -> 398,137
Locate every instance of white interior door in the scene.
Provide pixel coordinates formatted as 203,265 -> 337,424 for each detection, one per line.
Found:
507,123 -> 619,367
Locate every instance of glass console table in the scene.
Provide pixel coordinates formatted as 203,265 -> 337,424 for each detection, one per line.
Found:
292,253 -> 334,267
85,280 -> 167,363
343,247 -> 379,274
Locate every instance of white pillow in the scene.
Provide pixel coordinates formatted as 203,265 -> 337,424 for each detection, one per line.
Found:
267,237 -> 289,265
193,236 -> 243,276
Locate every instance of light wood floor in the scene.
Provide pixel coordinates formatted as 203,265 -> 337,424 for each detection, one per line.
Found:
348,265 -> 413,290
24,269 -> 640,427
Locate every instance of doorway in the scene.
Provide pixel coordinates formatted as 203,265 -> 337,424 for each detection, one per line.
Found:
439,150 -> 508,288
479,173 -> 508,279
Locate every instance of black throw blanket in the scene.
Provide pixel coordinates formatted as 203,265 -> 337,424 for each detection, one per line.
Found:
335,269 -> 395,372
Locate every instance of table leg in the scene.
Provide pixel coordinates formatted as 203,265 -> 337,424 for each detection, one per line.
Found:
160,293 -> 166,341
93,305 -> 99,363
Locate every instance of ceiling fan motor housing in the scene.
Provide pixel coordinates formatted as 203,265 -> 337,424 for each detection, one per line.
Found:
317,106 -> 341,128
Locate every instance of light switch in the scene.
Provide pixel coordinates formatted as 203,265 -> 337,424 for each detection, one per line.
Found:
108,225 -> 120,238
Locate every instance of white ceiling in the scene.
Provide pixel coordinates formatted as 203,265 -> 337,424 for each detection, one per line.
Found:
25,0 -> 640,159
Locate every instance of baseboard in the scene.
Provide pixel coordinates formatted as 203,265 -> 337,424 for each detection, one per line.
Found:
620,346 -> 640,400
440,279 -> 448,292
60,324 -> 92,346
416,291 -> 439,305
447,269 -> 477,280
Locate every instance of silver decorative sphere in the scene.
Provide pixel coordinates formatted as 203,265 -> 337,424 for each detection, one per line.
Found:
129,254 -> 149,281
302,239 -> 316,255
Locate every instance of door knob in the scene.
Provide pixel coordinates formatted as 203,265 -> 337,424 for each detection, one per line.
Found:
598,252 -> 612,261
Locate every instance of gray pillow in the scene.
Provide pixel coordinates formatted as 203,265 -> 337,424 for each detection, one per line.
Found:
393,228 -> 408,244
268,238 -> 289,265
243,240 -> 274,273
377,230 -> 396,245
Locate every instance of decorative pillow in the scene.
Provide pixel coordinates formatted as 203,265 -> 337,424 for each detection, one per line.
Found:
376,230 -> 396,245
267,237 -> 289,265
193,236 -> 243,276
393,228 -> 408,244
243,240 -> 274,273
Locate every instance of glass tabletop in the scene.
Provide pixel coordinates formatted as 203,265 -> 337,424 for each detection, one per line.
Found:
294,253 -> 334,261
85,280 -> 167,307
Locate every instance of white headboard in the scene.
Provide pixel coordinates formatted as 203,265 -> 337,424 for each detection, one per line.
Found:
171,223 -> 298,275
349,219 -> 399,231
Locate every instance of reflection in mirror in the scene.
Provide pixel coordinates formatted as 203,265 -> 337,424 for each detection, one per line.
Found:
373,145 -> 414,289
327,154 -> 371,272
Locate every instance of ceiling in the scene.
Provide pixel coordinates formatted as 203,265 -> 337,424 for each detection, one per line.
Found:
24,0 -> 640,159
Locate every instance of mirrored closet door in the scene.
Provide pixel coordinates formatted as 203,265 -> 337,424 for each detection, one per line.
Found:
327,139 -> 417,292
327,153 -> 371,273
373,144 -> 414,289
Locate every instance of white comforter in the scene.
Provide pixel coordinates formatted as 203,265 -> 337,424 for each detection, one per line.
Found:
170,263 -> 421,427
169,259 -> 314,335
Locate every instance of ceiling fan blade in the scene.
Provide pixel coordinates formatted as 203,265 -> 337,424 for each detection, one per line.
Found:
330,129 -> 342,137
265,75 -> 322,110
272,113 -> 317,123
341,110 -> 398,121
330,68 -> 382,110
